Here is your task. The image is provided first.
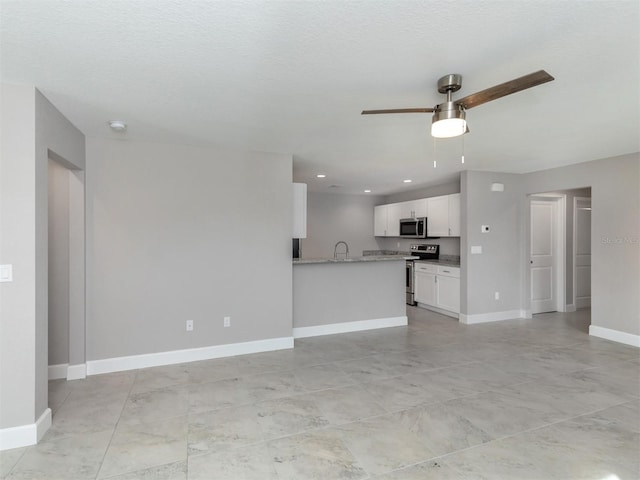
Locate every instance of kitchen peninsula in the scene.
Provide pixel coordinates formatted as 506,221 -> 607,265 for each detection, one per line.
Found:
292,256 -> 411,338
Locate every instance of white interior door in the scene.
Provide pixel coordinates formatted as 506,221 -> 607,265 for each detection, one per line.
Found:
530,199 -> 557,314
574,197 -> 591,308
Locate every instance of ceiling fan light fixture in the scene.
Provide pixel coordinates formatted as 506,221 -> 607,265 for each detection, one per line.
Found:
431,102 -> 467,138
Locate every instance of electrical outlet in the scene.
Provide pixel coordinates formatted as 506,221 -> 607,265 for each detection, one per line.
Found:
494,291 -> 500,300
481,225 -> 490,233
224,316 -> 231,327
186,320 -> 194,331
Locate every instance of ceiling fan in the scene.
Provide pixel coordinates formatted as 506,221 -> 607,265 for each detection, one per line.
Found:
362,70 -> 554,138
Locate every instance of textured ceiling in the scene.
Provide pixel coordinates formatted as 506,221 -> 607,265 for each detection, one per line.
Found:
1,0 -> 638,194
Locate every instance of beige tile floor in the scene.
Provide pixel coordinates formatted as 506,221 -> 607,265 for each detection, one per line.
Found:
1,307 -> 638,479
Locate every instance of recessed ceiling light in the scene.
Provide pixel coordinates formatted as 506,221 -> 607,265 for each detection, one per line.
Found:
364,189 -> 371,193
108,120 -> 127,132
403,179 -> 412,183
316,174 -> 326,178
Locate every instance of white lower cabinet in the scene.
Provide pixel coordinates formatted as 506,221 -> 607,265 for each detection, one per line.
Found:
414,263 -> 437,306
436,266 -> 460,313
414,263 -> 460,315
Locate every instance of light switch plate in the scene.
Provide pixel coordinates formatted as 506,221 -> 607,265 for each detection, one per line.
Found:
471,246 -> 482,254
0,264 -> 13,282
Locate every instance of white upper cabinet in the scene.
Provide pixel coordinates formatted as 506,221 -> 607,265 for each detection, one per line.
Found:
374,193 -> 459,237
448,193 -> 461,237
413,198 -> 428,218
374,205 -> 388,236
399,199 -> 428,219
426,194 -> 460,237
374,202 -> 404,237
386,203 -> 402,237
292,183 -> 307,238
426,195 -> 450,236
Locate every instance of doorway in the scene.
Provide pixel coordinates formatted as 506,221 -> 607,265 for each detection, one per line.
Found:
528,188 -> 592,319
47,154 -> 86,381
529,195 -> 565,314
573,196 -> 592,309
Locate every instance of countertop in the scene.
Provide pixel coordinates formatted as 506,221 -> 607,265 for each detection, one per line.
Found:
293,255 -> 417,265
362,250 -> 460,267
414,258 -> 461,267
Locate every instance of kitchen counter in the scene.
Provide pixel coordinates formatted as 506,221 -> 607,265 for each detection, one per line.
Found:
293,257 -> 407,337
293,255 -> 416,265
414,258 -> 460,267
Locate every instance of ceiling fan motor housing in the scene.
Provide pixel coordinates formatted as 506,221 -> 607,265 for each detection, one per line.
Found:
431,101 -> 467,138
437,74 -> 463,93
432,101 -> 465,123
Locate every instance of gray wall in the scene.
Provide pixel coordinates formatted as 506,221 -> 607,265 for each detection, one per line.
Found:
85,138 -> 293,360
377,237 -> 461,257
462,153 -> 639,337
301,182 -> 462,259
0,84 -> 85,431
48,158 -> 70,366
293,261 -> 405,328
301,192 -> 384,258
461,171 -> 524,315
523,153 -> 639,336
1,84 -> 37,429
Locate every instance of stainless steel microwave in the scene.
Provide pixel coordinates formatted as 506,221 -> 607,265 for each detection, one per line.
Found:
400,217 -> 427,238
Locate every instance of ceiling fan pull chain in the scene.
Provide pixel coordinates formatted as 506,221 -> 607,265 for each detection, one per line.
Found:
433,137 -> 437,168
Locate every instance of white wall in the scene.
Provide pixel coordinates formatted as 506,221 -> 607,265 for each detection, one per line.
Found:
85,138 -> 293,361
301,192 -> 384,258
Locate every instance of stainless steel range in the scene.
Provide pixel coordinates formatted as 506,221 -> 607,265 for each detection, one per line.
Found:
406,244 -> 439,305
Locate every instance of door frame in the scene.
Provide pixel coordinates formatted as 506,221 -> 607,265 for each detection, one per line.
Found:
573,196 -> 592,309
47,151 -> 86,381
528,194 -> 567,313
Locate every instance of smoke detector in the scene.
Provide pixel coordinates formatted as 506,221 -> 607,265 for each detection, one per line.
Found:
108,120 -> 127,132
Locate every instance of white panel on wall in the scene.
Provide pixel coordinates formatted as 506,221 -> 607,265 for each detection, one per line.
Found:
292,183 -> 307,238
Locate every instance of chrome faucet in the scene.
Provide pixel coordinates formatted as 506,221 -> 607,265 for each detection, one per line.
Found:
334,241 -> 349,259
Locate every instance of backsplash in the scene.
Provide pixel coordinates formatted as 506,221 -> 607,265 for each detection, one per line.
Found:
376,236 -> 461,256
362,249 -> 460,264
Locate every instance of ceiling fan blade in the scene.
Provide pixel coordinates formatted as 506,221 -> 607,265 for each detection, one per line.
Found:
361,107 -> 434,115
455,70 -> 554,109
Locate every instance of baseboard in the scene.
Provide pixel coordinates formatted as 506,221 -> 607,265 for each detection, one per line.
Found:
576,297 -> 591,309
459,309 -> 525,325
67,363 -> 87,380
86,336 -> 294,375
565,304 -> 577,313
589,325 -> 640,348
293,316 -> 408,339
415,303 -> 459,319
0,408 -> 51,451
48,363 -> 68,380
